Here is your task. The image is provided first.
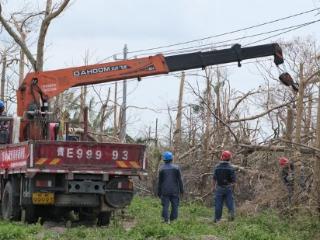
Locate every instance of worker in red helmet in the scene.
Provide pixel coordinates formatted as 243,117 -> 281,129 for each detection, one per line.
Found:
279,157 -> 289,167
278,157 -> 294,203
212,150 -> 236,223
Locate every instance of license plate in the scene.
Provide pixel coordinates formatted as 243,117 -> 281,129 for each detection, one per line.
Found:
32,192 -> 54,205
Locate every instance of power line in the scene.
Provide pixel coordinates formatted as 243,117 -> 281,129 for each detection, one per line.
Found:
127,7 -> 320,55
245,19 -> 320,46
96,8 -> 320,65
71,19 -> 320,92
71,19 -> 318,95
130,18 -> 320,58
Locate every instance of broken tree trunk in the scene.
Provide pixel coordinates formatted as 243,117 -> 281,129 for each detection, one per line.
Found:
173,71 -> 185,160
315,82 -> 320,216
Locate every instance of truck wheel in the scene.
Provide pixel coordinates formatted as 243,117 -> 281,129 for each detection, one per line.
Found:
1,182 -> 21,220
97,211 -> 111,226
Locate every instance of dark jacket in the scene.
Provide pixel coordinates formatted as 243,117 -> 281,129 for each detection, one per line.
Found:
158,162 -> 184,197
213,161 -> 236,187
281,163 -> 294,186
0,111 -> 9,144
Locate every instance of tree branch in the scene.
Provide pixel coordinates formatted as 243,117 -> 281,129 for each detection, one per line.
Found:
307,70 -> 320,84
228,99 -> 296,123
278,138 -> 320,153
36,0 -> 70,71
239,140 -> 319,154
189,82 -> 239,144
0,3 -> 36,70
229,90 -> 259,115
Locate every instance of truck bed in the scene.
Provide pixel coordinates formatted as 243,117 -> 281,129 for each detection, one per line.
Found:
0,141 -> 146,175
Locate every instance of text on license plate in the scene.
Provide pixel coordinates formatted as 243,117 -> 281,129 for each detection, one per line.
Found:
32,192 -> 54,205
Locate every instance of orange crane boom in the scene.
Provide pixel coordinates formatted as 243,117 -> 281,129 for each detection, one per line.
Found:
17,43 -> 286,117
17,43 -> 291,141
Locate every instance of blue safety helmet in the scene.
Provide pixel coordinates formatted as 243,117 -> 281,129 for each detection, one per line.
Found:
162,151 -> 173,162
0,100 -> 4,109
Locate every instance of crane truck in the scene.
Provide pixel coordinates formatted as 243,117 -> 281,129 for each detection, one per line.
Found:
0,43 -> 292,225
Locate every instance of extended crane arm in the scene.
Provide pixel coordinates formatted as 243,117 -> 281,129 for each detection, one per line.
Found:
17,43 -> 284,116
165,43 -> 283,71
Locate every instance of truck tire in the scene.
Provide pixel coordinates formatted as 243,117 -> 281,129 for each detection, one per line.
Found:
1,182 -> 21,220
97,211 -> 111,226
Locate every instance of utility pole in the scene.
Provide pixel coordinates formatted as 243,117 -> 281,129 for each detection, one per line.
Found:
119,44 -> 128,142
113,82 -> 118,138
1,53 -> 6,101
155,118 -> 158,147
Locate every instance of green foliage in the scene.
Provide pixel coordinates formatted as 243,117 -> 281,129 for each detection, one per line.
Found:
0,197 -> 319,239
0,221 -> 40,240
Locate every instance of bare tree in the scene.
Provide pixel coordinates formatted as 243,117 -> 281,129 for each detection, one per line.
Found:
0,0 -> 70,71
0,52 -> 6,100
113,83 -> 118,137
0,41 -> 19,106
173,71 -> 185,159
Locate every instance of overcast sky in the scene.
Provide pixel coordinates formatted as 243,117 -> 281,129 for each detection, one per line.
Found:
2,0 -> 320,138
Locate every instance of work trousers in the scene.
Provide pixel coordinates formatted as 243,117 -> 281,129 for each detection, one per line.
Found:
161,195 -> 179,222
214,185 -> 235,222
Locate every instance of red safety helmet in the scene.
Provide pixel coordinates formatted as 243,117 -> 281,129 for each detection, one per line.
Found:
221,150 -> 232,161
279,157 -> 289,167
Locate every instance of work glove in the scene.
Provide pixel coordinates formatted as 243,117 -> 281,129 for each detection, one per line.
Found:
285,174 -> 294,183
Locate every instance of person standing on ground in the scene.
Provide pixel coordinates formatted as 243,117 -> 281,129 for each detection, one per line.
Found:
212,150 -> 236,223
0,100 -> 9,144
157,151 -> 184,223
279,157 -> 294,204
0,100 -> 6,116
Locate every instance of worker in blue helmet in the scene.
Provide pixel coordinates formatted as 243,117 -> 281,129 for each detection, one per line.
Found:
0,100 -> 5,115
0,100 -> 9,144
157,151 -> 184,223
